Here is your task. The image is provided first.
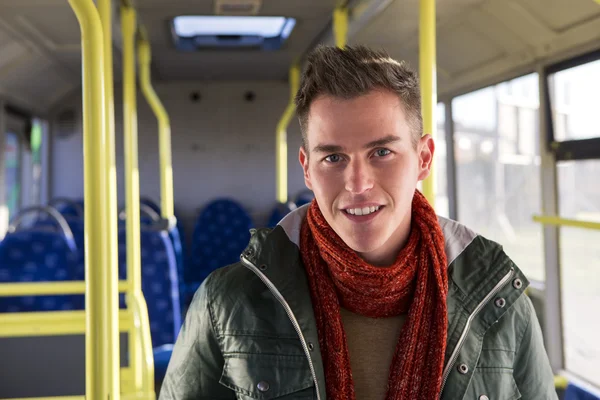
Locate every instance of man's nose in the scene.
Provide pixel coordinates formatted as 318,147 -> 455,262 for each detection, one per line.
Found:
345,160 -> 374,195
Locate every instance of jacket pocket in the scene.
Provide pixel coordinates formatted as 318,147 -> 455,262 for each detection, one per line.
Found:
465,367 -> 522,400
219,353 -> 315,399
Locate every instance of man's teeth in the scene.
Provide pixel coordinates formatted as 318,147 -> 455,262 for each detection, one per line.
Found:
346,206 -> 380,216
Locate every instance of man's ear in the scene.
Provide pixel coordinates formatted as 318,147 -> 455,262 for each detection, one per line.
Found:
299,146 -> 313,190
417,134 -> 435,181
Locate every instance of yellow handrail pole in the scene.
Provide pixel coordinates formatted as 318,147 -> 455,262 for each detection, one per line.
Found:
66,1 -> 109,400
333,6 -> 349,48
98,0 -> 121,398
0,281 -> 129,296
275,64 -> 300,204
121,3 -> 144,391
419,0 -> 437,206
137,30 -> 175,222
554,375 -> 569,390
533,215 -> 600,230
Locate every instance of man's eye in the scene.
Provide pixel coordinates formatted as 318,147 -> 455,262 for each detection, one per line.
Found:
325,154 -> 342,163
375,148 -> 391,157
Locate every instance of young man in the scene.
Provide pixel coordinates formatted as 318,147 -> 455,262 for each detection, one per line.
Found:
159,45 -> 557,399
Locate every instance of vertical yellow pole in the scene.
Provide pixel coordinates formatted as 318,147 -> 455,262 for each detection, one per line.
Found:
121,4 -> 144,391
420,0 -> 437,206
97,1 -> 120,398
333,6 -> 349,49
275,65 -> 300,204
66,1 -> 109,400
137,34 -> 175,221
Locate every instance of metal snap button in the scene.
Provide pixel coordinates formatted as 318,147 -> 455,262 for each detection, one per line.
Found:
495,297 -> 506,308
245,248 -> 254,257
513,278 -> 523,289
308,342 -> 314,351
479,395 -> 489,400
457,363 -> 469,374
259,264 -> 268,271
257,381 -> 270,392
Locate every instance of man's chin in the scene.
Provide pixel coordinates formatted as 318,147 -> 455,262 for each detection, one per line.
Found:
339,235 -> 383,256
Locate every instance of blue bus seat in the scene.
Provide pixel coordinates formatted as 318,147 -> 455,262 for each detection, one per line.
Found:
185,198 -> 253,307
139,197 -> 187,301
117,227 -> 182,381
564,382 -> 600,400
49,198 -> 84,220
293,189 -> 314,207
0,230 -> 79,312
267,202 -> 296,228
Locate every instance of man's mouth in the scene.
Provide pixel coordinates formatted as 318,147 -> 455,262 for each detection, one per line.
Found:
343,205 -> 383,216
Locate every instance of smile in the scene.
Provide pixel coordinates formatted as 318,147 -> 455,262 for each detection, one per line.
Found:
344,206 -> 381,216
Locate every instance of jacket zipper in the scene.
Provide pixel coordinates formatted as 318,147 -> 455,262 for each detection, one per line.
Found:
439,266 -> 515,398
241,256 -> 322,400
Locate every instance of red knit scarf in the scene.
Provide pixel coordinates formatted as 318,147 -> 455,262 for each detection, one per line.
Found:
300,190 -> 448,399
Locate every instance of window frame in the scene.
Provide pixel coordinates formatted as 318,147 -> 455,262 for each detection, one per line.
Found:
544,50 -> 600,161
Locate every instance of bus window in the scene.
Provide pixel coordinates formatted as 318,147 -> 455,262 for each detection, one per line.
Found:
417,103 -> 449,218
452,73 -> 544,282
435,103 -> 449,219
558,159 -> 600,387
550,60 -> 600,142
4,131 -> 20,220
30,119 -> 44,207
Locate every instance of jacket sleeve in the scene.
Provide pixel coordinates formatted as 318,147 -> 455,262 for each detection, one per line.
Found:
159,275 -> 235,400
513,295 -> 558,399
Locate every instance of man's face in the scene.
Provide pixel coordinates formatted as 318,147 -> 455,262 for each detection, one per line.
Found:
299,89 -> 434,266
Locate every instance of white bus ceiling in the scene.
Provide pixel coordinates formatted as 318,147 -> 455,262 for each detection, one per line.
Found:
0,0 -> 599,113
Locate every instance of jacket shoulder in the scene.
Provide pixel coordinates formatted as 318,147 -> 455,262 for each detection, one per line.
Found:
438,216 -> 530,296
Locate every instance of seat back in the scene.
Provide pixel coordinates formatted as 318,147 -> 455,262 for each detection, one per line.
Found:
187,198 -> 253,285
267,202 -> 296,228
294,189 -> 314,207
139,197 -> 186,291
0,230 -> 79,312
49,198 -> 84,220
118,228 -> 181,348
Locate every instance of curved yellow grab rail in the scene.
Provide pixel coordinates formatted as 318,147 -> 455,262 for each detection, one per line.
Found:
98,0 -> 121,398
275,64 -> 300,204
333,6 -> 349,49
137,28 -> 175,223
419,0 -> 437,206
533,215 -> 600,230
66,1 -> 111,400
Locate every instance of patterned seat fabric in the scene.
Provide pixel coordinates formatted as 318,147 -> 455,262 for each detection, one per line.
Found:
564,382 -> 600,400
140,197 -> 187,305
0,230 -> 79,312
187,198 -> 254,288
118,228 -> 182,348
294,190 -> 314,207
267,202 -> 295,228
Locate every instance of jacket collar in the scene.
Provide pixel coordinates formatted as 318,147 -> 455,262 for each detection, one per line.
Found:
242,204 -> 527,308
242,203 -> 528,312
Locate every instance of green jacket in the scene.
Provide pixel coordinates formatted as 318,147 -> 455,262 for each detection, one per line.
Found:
159,207 -> 557,400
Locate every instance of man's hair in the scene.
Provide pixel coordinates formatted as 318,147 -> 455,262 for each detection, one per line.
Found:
295,45 -> 423,150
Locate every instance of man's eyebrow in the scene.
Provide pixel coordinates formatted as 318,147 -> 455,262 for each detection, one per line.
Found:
364,135 -> 401,149
312,144 -> 344,154
312,135 -> 401,154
